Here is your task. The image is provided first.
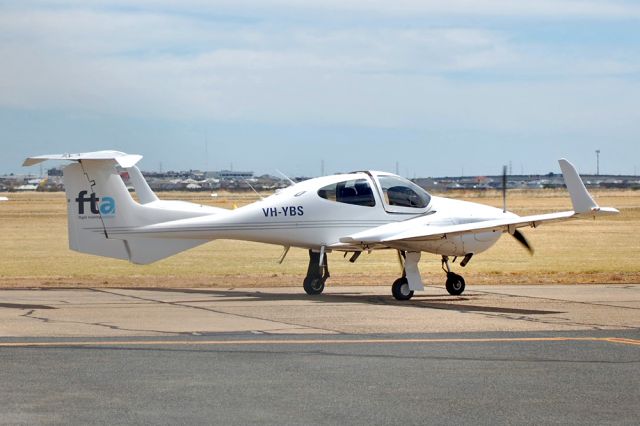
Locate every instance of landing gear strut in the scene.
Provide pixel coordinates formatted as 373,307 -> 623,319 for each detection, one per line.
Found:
442,256 -> 466,296
303,249 -> 330,295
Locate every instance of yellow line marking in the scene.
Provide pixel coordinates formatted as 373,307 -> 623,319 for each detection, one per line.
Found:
0,336 -> 637,348
605,337 -> 640,346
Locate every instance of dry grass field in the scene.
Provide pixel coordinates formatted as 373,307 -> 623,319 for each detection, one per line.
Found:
1,189 -> 639,288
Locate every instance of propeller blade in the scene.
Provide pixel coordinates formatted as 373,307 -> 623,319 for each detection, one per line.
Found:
512,229 -> 534,255
502,165 -> 508,213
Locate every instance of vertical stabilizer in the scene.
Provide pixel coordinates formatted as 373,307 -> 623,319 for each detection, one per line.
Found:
55,157 -> 216,264
63,161 -> 131,260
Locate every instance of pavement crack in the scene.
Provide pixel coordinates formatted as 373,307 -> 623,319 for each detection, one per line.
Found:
21,309 -> 50,323
19,307 -> 183,336
92,288 -> 344,335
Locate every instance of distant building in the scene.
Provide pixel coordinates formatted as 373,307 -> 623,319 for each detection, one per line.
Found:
16,184 -> 39,191
210,170 -> 254,180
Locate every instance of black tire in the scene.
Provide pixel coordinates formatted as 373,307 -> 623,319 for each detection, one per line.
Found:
392,277 -> 414,301
446,273 -> 465,296
303,276 -> 325,295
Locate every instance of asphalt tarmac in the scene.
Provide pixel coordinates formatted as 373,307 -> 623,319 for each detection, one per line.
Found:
1,285 -> 639,425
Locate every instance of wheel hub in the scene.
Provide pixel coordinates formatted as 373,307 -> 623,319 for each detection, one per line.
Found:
400,283 -> 411,296
310,278 -> 323,291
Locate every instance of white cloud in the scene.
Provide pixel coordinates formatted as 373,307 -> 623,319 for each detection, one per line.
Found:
0,1 -> 638,137
19,0 -> 640,19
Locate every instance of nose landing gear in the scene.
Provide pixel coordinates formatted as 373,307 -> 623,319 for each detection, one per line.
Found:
442,256 -> 466,296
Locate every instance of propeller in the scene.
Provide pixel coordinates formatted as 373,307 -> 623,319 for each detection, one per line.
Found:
502,164 -> 534,255
512,229 -> 534,255
502,165 -> 508,213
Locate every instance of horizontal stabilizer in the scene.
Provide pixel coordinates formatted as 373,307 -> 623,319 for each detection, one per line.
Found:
23,150 -> 142,168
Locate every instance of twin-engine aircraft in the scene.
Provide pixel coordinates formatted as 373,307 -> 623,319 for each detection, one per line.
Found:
24,151 -> 618,300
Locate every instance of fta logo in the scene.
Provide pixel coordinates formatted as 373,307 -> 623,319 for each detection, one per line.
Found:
75,190 -> 116,216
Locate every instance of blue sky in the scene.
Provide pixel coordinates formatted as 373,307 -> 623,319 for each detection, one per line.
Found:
2,0 -> 639,177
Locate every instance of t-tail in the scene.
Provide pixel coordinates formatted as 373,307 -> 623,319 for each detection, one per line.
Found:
23,151 -> 226,264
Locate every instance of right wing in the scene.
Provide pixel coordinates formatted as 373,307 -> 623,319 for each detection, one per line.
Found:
339,210 -> 616,246
340,159 -> 618,246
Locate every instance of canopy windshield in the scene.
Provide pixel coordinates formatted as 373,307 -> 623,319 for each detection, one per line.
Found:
376,175 -> 431,210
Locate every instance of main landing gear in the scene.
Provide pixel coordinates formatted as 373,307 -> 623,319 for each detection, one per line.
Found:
391,251 -> 418,301
303,249 -> 330,295
392,277 -> 413,301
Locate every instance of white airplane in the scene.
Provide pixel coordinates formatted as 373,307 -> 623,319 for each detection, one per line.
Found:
24,151 -> 618,300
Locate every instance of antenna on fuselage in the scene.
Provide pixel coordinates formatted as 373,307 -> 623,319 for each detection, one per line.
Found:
275,169 -> 295,186
243,178 -> 264,201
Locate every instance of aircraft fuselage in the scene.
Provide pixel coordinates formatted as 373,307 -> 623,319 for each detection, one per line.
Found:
129,171 -> 510,257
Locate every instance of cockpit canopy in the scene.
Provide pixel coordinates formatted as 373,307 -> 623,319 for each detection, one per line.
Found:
317,172 -> 431,211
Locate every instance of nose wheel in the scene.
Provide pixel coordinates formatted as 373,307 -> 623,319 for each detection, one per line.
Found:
442,256 -> 466,296
445,272 -> 465,295
303,275 -> 326,295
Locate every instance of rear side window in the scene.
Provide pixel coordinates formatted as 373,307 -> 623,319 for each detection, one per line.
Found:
317,179 -> 376,207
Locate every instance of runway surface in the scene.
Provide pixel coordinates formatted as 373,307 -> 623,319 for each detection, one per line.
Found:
1,285 -> 639,424
1,285 -> 639,336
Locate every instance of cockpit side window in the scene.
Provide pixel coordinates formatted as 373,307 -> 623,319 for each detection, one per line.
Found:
317,179 -> 376,207
378,176 -> 431,209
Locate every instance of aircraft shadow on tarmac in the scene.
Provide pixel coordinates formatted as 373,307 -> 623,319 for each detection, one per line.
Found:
118,287 -> 566,316
0,302 -> 56,310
